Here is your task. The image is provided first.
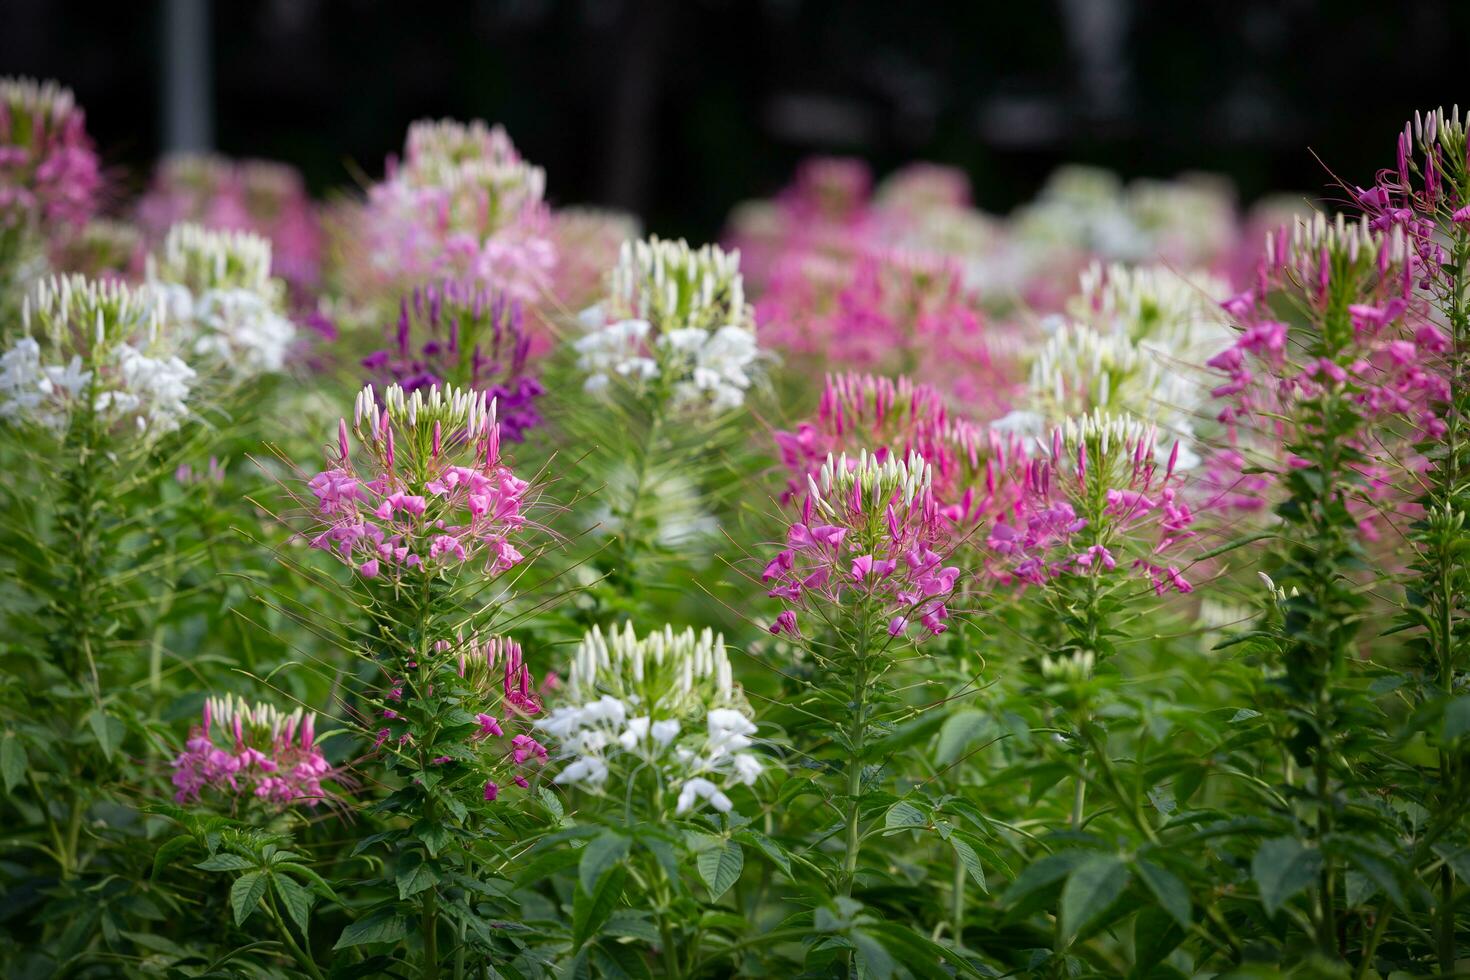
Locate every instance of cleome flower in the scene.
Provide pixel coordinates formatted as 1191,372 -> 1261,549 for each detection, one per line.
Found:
137,154 -> 322,293
536,623 -> 763,815
147,223 -> 297,376
362,279 -> 543,442
0,76 -> 100,228
0,274 -> 195,437
574,236 -> 762,412
355,119 -> 556,304
986,410 -> 1196,594
765,449 -> 960,639
306,382 -> 532,581
171,695 -> 331,808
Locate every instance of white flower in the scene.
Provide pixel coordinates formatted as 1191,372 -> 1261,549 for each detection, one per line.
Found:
194,288 -> 296,374
650,719 -> 681,746
2,275 -> 197,438
571,236 -> 764,412
730,752 -> 763,786
147,224 -> 295,377
539,622 -> 764,812
676,777 -> 733,815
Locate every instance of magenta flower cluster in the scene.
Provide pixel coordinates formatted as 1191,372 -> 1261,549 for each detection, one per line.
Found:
308,384 -> 531,581
136,154 -> 323,293
765,451 -> 960,640
986,418 -> 1196,595
0,77 -> 100,228
171,696 -> 331,808
362,280 -> 544,442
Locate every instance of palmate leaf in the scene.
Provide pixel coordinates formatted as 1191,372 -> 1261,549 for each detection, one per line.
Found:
230,871 -> 269,927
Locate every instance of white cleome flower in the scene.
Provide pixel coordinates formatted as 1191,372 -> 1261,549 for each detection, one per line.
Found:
146,223 -> 296,377
571,236 -> 764,411
2,275 -> 198,439
537,622 -> 765,813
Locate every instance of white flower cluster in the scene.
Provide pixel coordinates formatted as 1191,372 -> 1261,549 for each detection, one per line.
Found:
1012,166 -> 1237,268
812,448 -> 933,514
574,237 -> 762,411
993,262 -> 1233,470
536,622 -> 762,815
400,119 -> 547,211
0,275 -> 195,437
147,223 -> 296,376
1072,261 -> 1233,355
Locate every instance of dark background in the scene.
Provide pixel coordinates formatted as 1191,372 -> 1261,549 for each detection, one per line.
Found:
3,0 -> 1466,238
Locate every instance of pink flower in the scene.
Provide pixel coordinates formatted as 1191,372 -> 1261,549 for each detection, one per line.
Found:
483,780 -> 499,802
770,610 -> 800,636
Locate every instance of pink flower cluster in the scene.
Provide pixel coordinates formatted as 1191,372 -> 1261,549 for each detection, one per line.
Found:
765,451 -> 960,640
136,154 -> 323,294
307,384 -> 531,581
351,120 -> 556,306
1205,212 -> 1446,538
985,418 -> 1196,594
775,372 -> 1029,533
756,249 -> 1016,414
0,77 -> 100,228
171,696 -> 331,808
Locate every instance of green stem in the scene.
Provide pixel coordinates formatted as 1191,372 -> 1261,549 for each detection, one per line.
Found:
840,629 -> 871,897
265,890 -> 326,980
950,851 -> 966,944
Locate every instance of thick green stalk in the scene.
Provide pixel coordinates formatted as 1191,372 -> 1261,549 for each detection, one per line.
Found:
839,627 -> 871,898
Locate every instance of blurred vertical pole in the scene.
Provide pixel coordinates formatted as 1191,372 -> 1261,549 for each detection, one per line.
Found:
163,0 -> 213,153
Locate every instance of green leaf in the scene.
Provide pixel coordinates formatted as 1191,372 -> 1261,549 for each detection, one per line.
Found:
151,835 -> 193,880
195,853 -> 254,872
1003,850 -> 1091,908
273,874 -> 313,936
1434,843 -> 1470,882
334,911 -> 408,949
851,928 -> 897,979
883,801 -> 927,834
696,840 -> 744,900
230,871 -> 269,927
1135,860 -> 1190,928
579,831 -> 631,895
396,851 -> 441,900
1253,837 -> 1322,918
950,836 -> 987,892
734,829 -> 791,876
88,709 -> 118,762
414,819 -> 452,858
1444,697 -> 1470,742
514,844 -> 583,887
573,866 -> 626,948
1060,854 -> 1130,942
935,709 -> 988,766
0,732 -> 26,793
